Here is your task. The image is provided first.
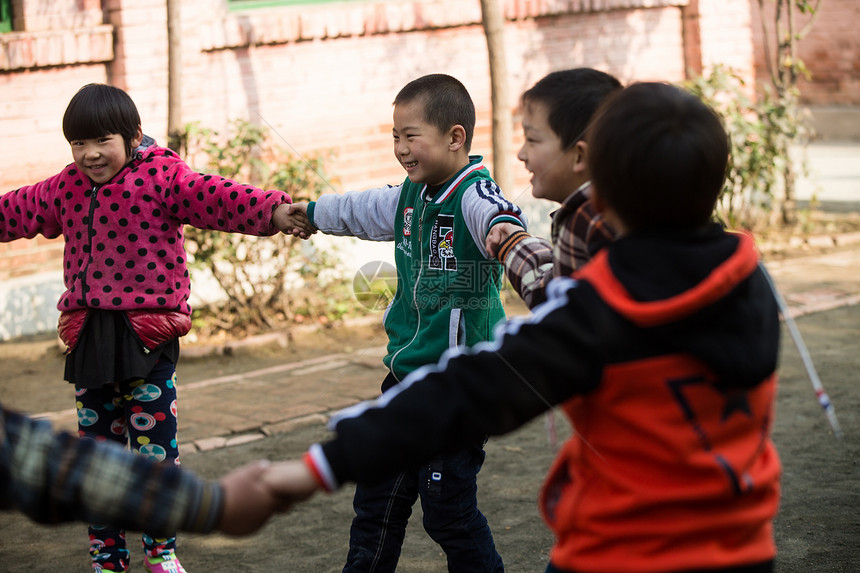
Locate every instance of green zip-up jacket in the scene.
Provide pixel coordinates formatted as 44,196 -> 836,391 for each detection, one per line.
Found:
309,156 -> 526,381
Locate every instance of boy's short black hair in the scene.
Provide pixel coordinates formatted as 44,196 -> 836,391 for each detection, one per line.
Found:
62,84 -> 141,157
587,82 -> 729,232
521,68 -> 622,150
394,74 -> 476,152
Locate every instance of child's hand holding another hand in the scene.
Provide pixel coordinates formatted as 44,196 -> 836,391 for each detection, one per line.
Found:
262,459 -> 322,508
216,460 -> 283,536
485,222 -> 523,259
273,202 -> 317,239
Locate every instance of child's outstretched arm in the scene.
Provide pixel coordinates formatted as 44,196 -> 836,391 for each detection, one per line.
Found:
159,156 -> 293,238
492,227 -> 555,309
1,404 -> 283,536
273,202 -> 317,239
460,180 -> 527,259
261,458 -> 322,507
264,282 -> 602,491
310,186 -> 401,241
0,177 -> 64,242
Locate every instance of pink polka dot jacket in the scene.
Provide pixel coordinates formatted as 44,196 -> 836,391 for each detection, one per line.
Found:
0,143 -> 292,350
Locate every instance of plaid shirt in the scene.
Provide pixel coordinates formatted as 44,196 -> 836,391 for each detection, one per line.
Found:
0,404 -> 222,535
497,182 -> 618,308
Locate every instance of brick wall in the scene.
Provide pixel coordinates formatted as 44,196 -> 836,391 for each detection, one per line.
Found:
1,0 -> 755,339
751,0 -> 860,105
176,0 -> 694,195
699,0 -> 755,78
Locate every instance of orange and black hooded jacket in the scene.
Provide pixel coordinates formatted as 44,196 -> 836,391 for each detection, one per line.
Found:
309,223 -> 782,573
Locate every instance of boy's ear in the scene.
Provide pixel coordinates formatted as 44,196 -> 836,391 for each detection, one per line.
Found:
449,125 -> 466,152
572,140 -> 589,174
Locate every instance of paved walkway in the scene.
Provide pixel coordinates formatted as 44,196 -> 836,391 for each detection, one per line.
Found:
764,238 -> 860,316
33,343 -> 390,455
29,236 -> 860,457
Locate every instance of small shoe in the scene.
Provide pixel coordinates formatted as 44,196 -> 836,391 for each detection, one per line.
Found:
143,555 -> 186,573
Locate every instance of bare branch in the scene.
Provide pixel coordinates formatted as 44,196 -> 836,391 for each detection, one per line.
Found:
796,0 -> 824,39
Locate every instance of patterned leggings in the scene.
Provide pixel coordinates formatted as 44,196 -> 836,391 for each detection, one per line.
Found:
75,359 -> 180,572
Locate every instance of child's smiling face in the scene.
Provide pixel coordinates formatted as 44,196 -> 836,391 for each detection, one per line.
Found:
392,99 -> 461,186
517,100 -> 580,204
70,127 -> 142,185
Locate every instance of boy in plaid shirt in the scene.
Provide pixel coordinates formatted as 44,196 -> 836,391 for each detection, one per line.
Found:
487,69 -> 622,308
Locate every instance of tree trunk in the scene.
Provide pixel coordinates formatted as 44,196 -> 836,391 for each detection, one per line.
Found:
167,0 -> 182,151
761,0 -> 819,226
480,0 -> 513,195
774,0 -> 799,224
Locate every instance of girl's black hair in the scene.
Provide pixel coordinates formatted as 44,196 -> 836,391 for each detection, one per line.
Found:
62,83 -> 141,157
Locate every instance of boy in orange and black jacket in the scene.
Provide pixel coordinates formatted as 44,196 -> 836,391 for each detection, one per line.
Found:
267,82 -> 782,573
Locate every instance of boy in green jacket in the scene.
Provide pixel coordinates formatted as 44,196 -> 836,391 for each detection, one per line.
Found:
289,73 -> 525,572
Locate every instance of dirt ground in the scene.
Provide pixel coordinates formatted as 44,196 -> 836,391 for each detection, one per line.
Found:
0,298 -> 858,572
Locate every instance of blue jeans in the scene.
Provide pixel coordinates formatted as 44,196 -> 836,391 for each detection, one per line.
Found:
343,442 -> 504,573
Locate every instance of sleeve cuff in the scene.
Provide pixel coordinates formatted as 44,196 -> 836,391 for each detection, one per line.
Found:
307,201 -> 317,227
496,230 -> 531,263
490,212 -> 527,231
189,481 -> 225,533
304,444 -> 339,492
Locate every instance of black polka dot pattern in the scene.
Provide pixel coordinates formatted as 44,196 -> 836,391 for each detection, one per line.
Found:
1,146 -> 291,315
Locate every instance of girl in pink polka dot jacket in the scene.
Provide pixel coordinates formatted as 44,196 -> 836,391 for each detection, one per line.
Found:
0,83 -> 313,573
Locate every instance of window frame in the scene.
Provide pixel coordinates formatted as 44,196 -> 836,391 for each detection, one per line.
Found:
0,0 -> 12,33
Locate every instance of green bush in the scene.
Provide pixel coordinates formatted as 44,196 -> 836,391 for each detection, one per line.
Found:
683,65 -> 811,230
176,119 -> 359,336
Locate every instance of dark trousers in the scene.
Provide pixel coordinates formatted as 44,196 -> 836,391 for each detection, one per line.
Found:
343,373 -> 504,573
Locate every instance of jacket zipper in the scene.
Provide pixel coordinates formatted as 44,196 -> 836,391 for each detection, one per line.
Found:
388,199 -> 428,379
78,158 -> 151,353
79,184 -> 100,307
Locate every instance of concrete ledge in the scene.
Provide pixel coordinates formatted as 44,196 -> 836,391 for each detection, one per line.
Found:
808,106 -> 860,142
261,413 -> 328,437
204,0 -> 686,50
0,272 -> 64,342
0,25 -> 114,71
